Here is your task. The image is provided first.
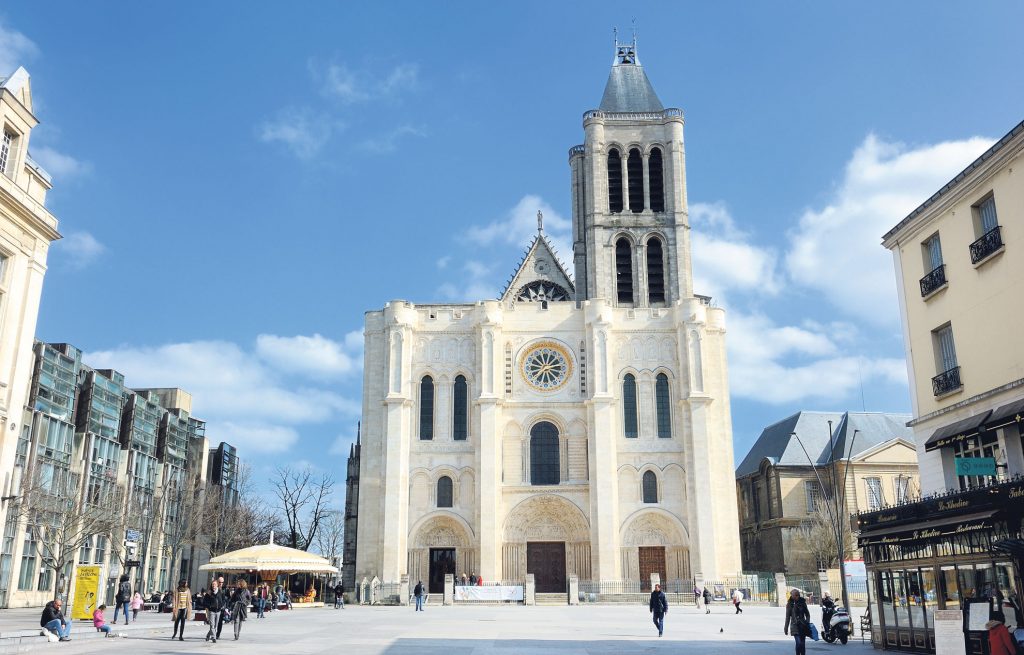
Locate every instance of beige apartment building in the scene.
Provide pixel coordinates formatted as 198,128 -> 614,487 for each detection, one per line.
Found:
735,411 -> 917,574
0,66 -> 60,569
882,120 -> 1024,493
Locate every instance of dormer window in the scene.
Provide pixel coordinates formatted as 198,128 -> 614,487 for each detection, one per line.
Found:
0,130 -> 15,177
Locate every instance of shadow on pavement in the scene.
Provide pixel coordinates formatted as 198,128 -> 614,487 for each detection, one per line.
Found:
377,637 -> 872,654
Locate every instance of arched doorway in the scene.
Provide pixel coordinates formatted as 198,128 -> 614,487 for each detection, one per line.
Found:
408,514 -> 475,594
620,510 -> 690,591
503,495 -> 591,591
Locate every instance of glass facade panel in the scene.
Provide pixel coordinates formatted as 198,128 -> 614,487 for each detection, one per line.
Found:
881,571 -> 895,626
892,570 -> 909,629
921,568 -> 937,628
940,566 -> 960,607
906,569 -> 925,631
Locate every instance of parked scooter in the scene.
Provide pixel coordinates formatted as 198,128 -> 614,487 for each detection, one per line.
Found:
822,605 -> 852,644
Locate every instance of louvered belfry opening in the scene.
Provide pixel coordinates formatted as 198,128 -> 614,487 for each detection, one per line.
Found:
627,148 -> 644,212
607,148 -> 623,213
649,147 -> 665,212
647,236 -> 665,304
615,238 -> 634,304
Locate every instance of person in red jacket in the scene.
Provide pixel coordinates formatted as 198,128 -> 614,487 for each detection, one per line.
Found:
986,619 -> 1017,655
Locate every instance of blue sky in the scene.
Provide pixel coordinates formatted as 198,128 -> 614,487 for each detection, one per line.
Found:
4,2 -> 1023,501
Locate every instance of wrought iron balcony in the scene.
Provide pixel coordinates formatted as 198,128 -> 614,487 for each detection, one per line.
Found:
919,264 -> 947,297
970,225 -> 1003,264
932,366 -> 962,396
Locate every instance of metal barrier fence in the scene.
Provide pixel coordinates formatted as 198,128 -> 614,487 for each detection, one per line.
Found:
577,580 -> 695,605
453,582 -> 525,604
376,582 -> 402,605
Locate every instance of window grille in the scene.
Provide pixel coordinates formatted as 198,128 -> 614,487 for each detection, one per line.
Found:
865,477 -> 883,511
437,476 -> 453,508
529,422 -> 560,485
804,480 -> 822,514
623,374 -> 639,438
616,238 -> 634,304
419,376 -> 434,440
655,373 -> 671,438
649,147 -> 665,212
647,237 -> 666,304
452,375 -> 468,441
627,148 -> 644,212
642,470 -> 658,503
607,148 -> 623,213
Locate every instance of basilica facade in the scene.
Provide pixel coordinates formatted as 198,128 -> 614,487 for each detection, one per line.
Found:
350,42 -> 741,595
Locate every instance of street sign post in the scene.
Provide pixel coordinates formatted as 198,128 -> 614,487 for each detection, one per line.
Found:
125,560 -> 140,568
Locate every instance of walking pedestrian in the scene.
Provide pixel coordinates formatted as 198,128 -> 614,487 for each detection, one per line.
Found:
986,619 -> 1016,655
703,586 -> 712,614
784,588 -> 811,655
255,583 -> 267,618
649,583 -> 668,637
112,574 -> 132,624
171,579 -> 192,641
333,581 -> 345,609
131,592 -> 143,622
229,580 -> 251,641
413,581 -> 424,611
732,588 -> 744,614
469,573 -> 477,586
204,580 -> 227,643
693,584 -> 702,610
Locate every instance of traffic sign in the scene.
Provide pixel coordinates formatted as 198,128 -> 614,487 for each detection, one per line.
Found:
125,529 -> 141,542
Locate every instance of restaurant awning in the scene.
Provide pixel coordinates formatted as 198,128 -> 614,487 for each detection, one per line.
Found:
858,510 -> 997,546
199,533 -> 338,574
986,398 -> 1024,431
924,411 -> 991,452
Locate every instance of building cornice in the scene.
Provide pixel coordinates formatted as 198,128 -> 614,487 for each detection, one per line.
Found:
0,177 -> 60,242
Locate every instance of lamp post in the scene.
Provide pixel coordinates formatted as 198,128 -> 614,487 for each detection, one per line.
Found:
791,423 -> 860,610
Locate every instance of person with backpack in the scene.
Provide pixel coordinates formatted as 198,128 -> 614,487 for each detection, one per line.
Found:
333,581 -> 345,609
112,575 -> 132,624
413,581 -> 424,611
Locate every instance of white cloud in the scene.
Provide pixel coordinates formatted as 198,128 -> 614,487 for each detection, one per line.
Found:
255,332 -> 362,380
30,145 -> 92,179
86,337 -> 361,455
0,21 -> 38,75
257,107 -> 337,159
317,61 -> 419,103
437,280 -> 499,302
690,202 -> 780,298
785,134 -> 993,324
436,255 -> 451,269
56,231 -> 105,268
466,194 -> 573,267
357,124 -> 425,154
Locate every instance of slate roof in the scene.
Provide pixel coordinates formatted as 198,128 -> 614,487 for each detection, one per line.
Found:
599,62 -> 664,113
735,411 -> 913,477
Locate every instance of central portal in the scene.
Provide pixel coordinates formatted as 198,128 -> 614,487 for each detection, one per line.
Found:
428,548 -> 455,594
527,541 -> 566,593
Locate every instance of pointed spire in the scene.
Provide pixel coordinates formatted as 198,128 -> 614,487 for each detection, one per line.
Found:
600,34 -> 663,112
356,421 -> 361,445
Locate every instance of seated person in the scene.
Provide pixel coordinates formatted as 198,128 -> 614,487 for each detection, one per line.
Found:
160,590 -> 173,612
40,599 -> 71,642
92,605 -> 113,636
150,591 -> 162,604
303,586 -> 316,601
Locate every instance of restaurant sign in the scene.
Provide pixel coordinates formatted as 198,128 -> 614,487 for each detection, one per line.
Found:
954,457 -> 996,476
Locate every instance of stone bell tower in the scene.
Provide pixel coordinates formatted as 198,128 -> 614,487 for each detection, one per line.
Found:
569,38 -> 693,306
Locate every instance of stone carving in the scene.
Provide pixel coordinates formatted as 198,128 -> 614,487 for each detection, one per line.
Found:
622,512 -> 687,547
503,494 -> 590,543
413,515 -> 470,548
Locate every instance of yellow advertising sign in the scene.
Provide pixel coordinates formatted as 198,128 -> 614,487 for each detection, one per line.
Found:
71,566 -> 101,620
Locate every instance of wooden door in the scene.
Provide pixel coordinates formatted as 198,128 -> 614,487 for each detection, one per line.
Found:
428,548 -> 455,594
527,542 -> 566,593
639,546 -> 667,592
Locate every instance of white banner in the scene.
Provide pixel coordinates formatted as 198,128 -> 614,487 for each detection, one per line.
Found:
454,586 -> 524,601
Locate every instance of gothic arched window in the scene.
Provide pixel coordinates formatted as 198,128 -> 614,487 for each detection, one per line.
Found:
607,148 -> 623,213
616,238 -> 634,304
437,476 -> 453,508
623,374 -> 639,438
419,375 -> 434,440
649,147 -> 665,212
647,236 -> 666,304
642,470 -> 659,503
530,421 -> 560,485
656,373 -> 671,438
453,375 -> 468,441
627,148 -> 644,212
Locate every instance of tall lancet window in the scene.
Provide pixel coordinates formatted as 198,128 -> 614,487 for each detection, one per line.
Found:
627,148 -> 644,212
655,373 -> 671,438
647,236 -> 666,304
452,375 -> 468,441
623,374 -> 639,438
437,476 -> 453,508
530,421 -> 560,485
642,471 -> 659,503
419,375 -> 434,440
649,147 -> 665,212
607,148 -> 623,213
616,238 -> 634,304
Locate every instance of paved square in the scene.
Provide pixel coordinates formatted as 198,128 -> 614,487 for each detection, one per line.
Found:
12,604 -> 873,654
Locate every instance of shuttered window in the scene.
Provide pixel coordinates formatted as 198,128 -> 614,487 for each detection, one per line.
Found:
627,148 -> 644,212
616,238 -> 634,304
648,147 -> 665,212
647,237 -> 665,304
607,148 -> 623,213
623,374 -> 639,438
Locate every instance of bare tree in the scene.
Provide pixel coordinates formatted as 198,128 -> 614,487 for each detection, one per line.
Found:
15,468 -> 124,599
203,464 -> 280,557
799,507 -> 855,570
315,510 -> 344,564
160,476 -> 205,586
273,466 -> 335,550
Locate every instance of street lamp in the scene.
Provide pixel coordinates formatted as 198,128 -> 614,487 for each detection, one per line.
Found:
791,423 -> 860,610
